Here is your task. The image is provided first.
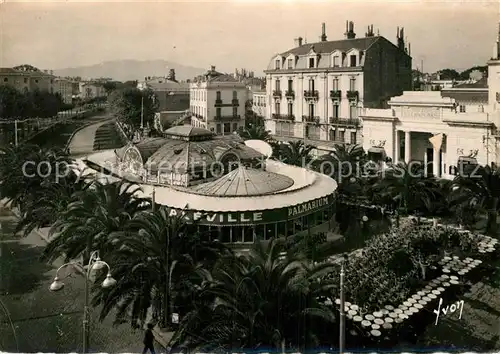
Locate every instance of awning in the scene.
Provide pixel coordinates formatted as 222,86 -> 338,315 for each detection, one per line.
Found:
368,147 -> 386,154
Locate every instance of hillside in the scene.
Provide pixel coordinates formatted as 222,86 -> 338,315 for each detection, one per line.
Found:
53,59 -> 206,81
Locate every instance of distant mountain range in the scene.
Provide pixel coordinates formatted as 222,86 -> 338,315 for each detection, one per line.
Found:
53,60 -> 207,82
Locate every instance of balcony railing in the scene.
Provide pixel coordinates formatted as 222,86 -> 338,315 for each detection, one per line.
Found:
232,99 -> 240,106
273,90 -> 282,98
215,99 -> 222,105
329,117 -> 361,127
215,99 -> 239,107
272,113 -> 295,121
304,90 -> 319,100
347,90 -> 359,100
302,115 -> 320,124
214,115 -> 241,121
330,90 -> 342,100
285,90 -> 295,99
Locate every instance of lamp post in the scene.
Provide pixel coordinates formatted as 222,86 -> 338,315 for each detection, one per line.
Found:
339,253 -> 347,354
49,250 -> 116,353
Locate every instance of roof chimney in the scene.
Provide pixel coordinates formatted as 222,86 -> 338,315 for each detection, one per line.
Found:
167,68 -> 176,82
366,24 -> 374,37
345,21 -> 356,39
295,37 -> 303,47
210,65 -> 216,71
320,22 -> 327,42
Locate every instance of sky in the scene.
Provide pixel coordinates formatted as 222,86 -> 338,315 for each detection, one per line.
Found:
1,0 -> 499,75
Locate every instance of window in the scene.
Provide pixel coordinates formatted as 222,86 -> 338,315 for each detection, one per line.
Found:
479,105 -> 484,113
224,123 -> 231,134
309,58 -> 315,68
338,130 -> 345,142
233,123 -> 238,132
275,59 -> 281,69
35,79 -> 39,83
216,124 -> 222,134
332,103 -> 339,118
276,122 -> 294,137
287,58 -> 293,69
216,107 -> 221,117
459,105 -> 466,113
287,102 -> 293,116
24,78 -> 28,84
350,132 -> 357,144
275,79 -> 280,91
308,103 -> 314,118
350,55 -> 357,67
216,91 -> 221,100
349,77 -> 356,91
349,104 -> 357,118
233,106 -> 238,117
308,79 -> 315,91
275,102 -> 281,116
288,79 -> 293,91
233,91 -> 237,99
307,125 -> 320,140
333,56 -> 339,67
3,78 -> 7,82
333,78 -> 339,91
329,129 -> 337,141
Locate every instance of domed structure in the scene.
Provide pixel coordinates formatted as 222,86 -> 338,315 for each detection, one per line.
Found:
115,128 -> 264,187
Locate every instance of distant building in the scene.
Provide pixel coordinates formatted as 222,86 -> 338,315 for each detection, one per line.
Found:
189,66 -> 248,135
138,69 -> 190,112
79,82 -> 105,99
263,22 -> 412,153
0,66 -> 56,93
252,90 -> 267,117
53,78 -> 73,104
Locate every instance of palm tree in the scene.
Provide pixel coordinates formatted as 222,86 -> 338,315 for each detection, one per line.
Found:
373,161 -> 441,214
275,140 -> 314,167
42,180 -> 150,264
450,164 -> 500,235
0,144 -> 73,213
237,125 -> 271,141
92,207 -> 228,329
171,239 -> 336,351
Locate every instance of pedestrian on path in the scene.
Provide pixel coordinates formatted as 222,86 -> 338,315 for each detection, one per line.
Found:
142,323 -> 156,354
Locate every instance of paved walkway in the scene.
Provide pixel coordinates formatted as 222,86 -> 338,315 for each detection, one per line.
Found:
0,206 -> 162,352
67,118 -> 113,156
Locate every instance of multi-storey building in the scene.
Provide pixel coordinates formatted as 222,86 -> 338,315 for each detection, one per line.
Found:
264,22 -> 412,152
138,69 -> 190,112
252,90 -> 267,117
0,66 -> 56,93
360,23 -> 500,180
190,66 -> 248,135
53,77 -> 73,104
79,82 -> 105,99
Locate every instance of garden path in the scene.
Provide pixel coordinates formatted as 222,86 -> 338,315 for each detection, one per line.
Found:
67,117 -> 113,155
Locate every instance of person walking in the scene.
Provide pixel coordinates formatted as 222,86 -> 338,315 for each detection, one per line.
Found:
142,323 -> 156,354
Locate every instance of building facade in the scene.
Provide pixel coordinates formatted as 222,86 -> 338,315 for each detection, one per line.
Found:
190,66 -> 248,135
263,22 -> 412,152
252,90 -> 267,117
53,78 -> 73,104
361,23 -> 500,179
79,82 -> 105,99
138,69 -> 190,112
0,66 -> 56,93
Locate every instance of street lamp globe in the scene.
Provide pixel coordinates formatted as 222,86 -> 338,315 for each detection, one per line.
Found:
101,273 -> 117,288
92,259 -> 106,271
362,215 -> 369,222
49,277 -> 65,292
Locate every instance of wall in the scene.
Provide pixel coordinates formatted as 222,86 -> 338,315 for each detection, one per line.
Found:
363,37 -> 412,108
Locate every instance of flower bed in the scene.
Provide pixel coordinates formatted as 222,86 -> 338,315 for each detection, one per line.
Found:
321,219 -> 499,348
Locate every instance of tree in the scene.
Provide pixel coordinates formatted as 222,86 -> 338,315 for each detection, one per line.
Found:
237,125 -> 270,141
102,81 -> 118,95
108,88 -> 159,133
438,68 -> 460,80
171,239 -> 335,351
450,164 -> 500,235
274,141 -> 313,167
372,162 -> 441,214
92,208 -> 228,329
42,180 -> 150,264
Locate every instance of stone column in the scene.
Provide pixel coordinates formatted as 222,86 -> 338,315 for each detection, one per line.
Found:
433,148 -> 440,177
404,130 -> 411,163
394,130 -> 400,163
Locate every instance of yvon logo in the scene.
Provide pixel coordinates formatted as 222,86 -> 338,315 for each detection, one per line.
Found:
433,298 -> 464,325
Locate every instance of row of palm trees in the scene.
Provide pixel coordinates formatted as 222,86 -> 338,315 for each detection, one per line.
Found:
2,137 -> 499,350
238,122 -> 500,236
